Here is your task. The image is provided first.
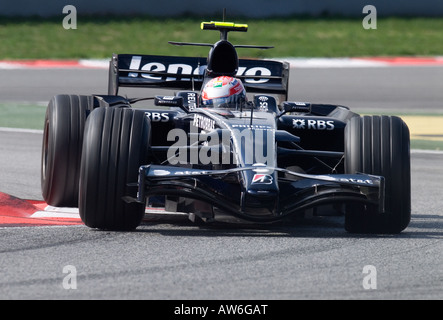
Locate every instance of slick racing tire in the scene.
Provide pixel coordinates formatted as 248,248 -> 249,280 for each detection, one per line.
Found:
344,115 -> 411,234
79,107 -> 150,230
41,94 -> 94,207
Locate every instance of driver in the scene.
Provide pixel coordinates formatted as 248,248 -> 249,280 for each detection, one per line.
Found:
201,76 -> 247,110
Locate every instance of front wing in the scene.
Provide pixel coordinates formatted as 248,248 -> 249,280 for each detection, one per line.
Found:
130,165 -> 385,223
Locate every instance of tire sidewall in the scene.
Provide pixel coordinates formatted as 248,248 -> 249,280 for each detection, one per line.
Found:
79,107 -> 150,230
344,115 -> 411,233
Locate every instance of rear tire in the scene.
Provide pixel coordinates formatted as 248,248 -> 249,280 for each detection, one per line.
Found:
79,107 -> 150,230
41,94 -> 94,207
344,115 -> 411,234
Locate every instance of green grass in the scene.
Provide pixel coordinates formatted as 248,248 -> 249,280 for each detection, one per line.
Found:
411,139 -> 443,151
1,15 -> 443,59
0,104 -> 46,130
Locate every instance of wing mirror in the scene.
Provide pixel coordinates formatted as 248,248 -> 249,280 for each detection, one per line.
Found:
277,101 -> 311,118
154,95 -> 189,113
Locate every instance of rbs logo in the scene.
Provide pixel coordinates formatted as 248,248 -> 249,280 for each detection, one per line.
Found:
292,119 -> 335,131
145,112 -> 169,122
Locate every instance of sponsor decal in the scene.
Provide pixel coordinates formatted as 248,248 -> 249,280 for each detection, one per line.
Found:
193,114 -> 215,131
258,96 -> 269,111
231,124 -> 273,130
339,178 -> 374,185
127,56 -> 273,84
292,119 -> 335,130
237,66 -> 272,84
251,174 -> 273,184
292,119 -> 306,129
187,92 -> 198,110
174,170 -> 209,176
145,112 -> 170,122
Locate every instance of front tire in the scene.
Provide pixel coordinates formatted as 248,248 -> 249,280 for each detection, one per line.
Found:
79,107 -> 150,230
344,115 -> 411,234
41,94 -> 94,207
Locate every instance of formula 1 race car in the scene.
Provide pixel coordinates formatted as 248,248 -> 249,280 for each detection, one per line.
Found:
41,21 -> 411,233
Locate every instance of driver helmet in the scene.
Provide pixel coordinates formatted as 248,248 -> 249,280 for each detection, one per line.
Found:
201,76 -> 247,110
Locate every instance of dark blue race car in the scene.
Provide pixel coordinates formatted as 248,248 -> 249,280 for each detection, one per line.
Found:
41,21 -> 411,233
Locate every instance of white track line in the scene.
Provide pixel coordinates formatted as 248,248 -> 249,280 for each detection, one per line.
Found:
0,127 -> 43,134
2,57 -> 443,70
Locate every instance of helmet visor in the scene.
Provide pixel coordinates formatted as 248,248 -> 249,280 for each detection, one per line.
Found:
202,91 -> 246,110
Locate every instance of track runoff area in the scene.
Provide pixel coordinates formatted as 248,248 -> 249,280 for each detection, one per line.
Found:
0,57 -> 442,227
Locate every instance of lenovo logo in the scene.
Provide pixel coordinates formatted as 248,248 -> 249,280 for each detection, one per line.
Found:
127,56 -> 271,84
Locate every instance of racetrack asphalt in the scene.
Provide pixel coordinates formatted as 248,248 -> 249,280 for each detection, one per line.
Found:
0,65 -> 442,300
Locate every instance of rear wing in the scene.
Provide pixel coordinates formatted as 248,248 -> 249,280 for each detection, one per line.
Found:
108,54 -> 290,100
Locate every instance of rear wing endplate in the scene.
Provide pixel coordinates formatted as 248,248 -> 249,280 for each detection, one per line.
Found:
108,54 -> 289,100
